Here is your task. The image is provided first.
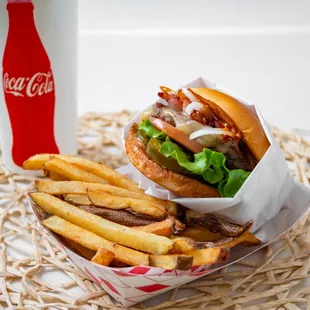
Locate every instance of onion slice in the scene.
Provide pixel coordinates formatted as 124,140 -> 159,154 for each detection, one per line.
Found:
179,86 -> 198,102
156,98 -> 169,106
185,101 -> 208,115
190,127 -> 235,140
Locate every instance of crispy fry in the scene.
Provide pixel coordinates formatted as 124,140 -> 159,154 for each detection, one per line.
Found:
179,226 -> 261,247
186,247 -> 224,266
195,221 -> 253,249
240,233 -> 262,246
150,254 -> 193,270
24,154 -> 142,191
166,202 -> 178,216
91,247 -> 115,266
58,155 -> 142,192
58,236 -> 95,260
27,154 -> 258,268
170,236 -> 196,253
25,154 -> 174,208
174,218 -> 186,233
46,171 -> 67,181
35,180 -> 87,196
88,189 -> 166,219
63,194 -> 91,206
179,226 -> 221,241
23,153 -> 51,169
51,181 -> 175,217
37,180 -> 155,202
185,210 -> 246,237
43,158 -> 108,184
62,192 -> 159,227
31,193 -> 173,254
43,216 -> 149,266
110,260 -> 129,268
77,205 -> 156,227
133,218 -> 174,237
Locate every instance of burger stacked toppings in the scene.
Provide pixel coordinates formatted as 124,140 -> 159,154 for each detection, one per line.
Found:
125,86 -> 270,198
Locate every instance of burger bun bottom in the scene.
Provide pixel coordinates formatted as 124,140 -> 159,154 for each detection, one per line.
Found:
125,124 -> 220,198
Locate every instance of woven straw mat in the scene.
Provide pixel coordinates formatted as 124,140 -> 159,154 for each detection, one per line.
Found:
0,110 -> 310,310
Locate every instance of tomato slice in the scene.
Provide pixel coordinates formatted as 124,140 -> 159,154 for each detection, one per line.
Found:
149,117 -> 204,154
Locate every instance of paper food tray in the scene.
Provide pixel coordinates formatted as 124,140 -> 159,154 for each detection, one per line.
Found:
29,178 -> 310,307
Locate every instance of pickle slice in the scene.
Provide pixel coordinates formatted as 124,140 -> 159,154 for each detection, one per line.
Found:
146,138 -> 189,175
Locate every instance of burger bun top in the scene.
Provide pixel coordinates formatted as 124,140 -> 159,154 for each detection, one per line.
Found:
189,88 -> 270,161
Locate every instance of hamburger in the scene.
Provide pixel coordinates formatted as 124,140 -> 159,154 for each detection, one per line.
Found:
125,86 -> 270,198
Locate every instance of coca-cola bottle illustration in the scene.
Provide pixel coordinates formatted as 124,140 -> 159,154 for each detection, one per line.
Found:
2,0 -> 59,168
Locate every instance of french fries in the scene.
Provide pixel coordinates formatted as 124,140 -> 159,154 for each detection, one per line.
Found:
44,158 -> 108,184
240,235 -> 262,247
46,171 -> 67,181
186,247 -> 224,266
185,210 -> 247,237
88,189 -> 166,219
133,218 -> 174,237
59,236 -> 96,260
166,202 -> 178,216
24,154 -> 146,193
179,226 -> 221,241
174,219 -> 186,233
25,154 -> 176,210
31,193 -> 174,254
170,236 -> 196,253
63,194 -> 91,206
57,235 -> 96,260
23,153 -> 51,169
150,247 -> 226,269
195,221 -> 253,249
110,260 -> 129,268
36,180 -> 165,206
91,247 -> 115,266
180,225 -> 261,247
26,153 -> 260,270
43,216 -> 149,266
77,205 -> 156,227
150,254 -> 193,270
237,224 -> 261,246
54,155 -> 142,193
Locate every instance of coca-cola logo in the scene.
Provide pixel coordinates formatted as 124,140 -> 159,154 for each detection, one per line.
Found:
2,72 -> 54,97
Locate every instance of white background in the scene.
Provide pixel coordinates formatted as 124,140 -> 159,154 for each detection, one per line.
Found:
78,0 -> 310,131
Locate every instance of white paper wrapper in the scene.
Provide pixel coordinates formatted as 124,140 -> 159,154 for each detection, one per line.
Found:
121,77 -> 294,233
29,179 -> 310,307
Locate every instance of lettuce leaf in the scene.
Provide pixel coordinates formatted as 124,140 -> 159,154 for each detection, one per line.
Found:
159,138 -> 226,184
138,119 -> 250,197
219,170 -> 251,198
138,119 -> 166,139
